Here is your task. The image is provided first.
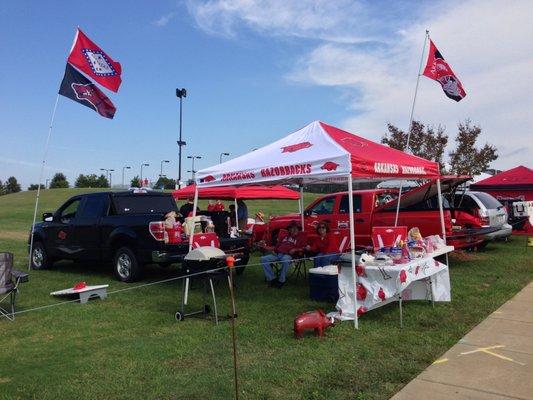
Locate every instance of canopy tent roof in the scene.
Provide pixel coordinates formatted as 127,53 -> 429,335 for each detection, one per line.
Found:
470,166 -> 533,190
196,121 -> 440,187
172,184 -> 300,200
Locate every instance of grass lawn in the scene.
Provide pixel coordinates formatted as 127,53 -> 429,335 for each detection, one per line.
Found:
0,189 -> 532,399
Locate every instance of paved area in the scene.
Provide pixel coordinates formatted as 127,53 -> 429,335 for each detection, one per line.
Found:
392,282 -> 533,400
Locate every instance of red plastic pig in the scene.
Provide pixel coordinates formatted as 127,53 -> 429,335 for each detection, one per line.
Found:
294,310 -> 334,339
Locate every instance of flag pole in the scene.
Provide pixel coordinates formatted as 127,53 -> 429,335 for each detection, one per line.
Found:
28,94 -> 60,270
394,30 -> 429,226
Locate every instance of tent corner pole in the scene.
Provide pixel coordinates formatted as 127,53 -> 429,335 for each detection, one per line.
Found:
436,178 -> 449,266
188,186 -> 199,251
300,185 -> 305,231
234,198 -> 238,232
348,175 -> 359,330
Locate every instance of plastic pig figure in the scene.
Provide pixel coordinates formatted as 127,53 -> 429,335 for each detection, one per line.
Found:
294,310 -> 334,339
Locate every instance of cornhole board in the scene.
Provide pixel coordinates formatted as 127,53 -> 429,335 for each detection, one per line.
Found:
50,285 -> 109,304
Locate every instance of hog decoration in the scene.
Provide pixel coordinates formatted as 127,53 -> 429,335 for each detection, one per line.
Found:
294,309 -> 334,339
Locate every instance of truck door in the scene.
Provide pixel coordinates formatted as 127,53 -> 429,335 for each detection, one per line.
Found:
338,194 -> 371,248
71,194 -> 109,261
305,196 -> 336,232
47,197 -> 82,259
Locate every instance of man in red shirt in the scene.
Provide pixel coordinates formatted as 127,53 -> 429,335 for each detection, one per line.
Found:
260,221 -> 306,288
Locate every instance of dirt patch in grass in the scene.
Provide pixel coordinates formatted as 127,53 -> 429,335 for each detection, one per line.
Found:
0,231 -> 27,241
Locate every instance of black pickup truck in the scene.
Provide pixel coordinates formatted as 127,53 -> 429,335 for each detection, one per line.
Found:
29,190 -> 249,282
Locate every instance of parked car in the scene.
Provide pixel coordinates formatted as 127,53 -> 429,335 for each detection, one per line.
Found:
448,190 -> 512,242
266,178 -> 495,250
29,190 -> 249,282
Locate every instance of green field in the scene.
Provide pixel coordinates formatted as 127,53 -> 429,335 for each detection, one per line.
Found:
0,189 -> 531,399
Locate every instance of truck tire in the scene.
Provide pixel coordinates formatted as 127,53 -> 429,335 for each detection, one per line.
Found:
30,241 -> 53,270
113,246 -> 142,282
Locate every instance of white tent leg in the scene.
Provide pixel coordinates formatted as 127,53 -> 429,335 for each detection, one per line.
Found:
184,186 -> 199,305
300,185 -> 305,231
348,175 -> 358,329
234,198 -> 239,233
436,179 -> 449,266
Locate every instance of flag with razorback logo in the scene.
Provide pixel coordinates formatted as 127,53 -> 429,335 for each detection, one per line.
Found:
423,39 -> 466,102
59,63 -> 116,119
67,28 -> 122,93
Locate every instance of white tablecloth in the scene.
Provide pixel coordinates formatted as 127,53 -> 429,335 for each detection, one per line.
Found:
330,247 -> 453,321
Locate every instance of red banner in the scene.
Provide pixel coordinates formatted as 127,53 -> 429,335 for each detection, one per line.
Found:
423,39 -> 466,102
67,28 -> 122,93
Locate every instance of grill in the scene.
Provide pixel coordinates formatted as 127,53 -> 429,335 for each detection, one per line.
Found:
176,247 -> 232,324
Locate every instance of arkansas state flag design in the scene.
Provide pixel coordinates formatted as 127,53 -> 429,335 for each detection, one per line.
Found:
59,63 -> 116,119
67,28 -> 122,92
423,39 -> 466,102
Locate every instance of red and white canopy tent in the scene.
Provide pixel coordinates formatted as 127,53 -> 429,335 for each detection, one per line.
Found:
192,121 -> 445,328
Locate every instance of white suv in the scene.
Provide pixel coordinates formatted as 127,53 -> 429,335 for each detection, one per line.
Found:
451,191 -> 512,241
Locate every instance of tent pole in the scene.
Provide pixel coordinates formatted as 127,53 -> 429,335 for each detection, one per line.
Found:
184,186 -> 199,306
234,198 -> 239,232
394,30 -> 429,227
300,185 -> 305,231
28,94 -> 60,271
436,178 -> 449,265
348,175 -> 359,329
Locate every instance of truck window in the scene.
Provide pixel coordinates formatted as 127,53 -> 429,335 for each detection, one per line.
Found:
309,197 -> 335,215
59,198 -> 81,223
79,196 -> 107,218
113,196 -> 178,215
339,195 -> 362,213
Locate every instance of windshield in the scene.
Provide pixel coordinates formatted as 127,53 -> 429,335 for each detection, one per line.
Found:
113,196 -> 177,215
473,192 -> 503,209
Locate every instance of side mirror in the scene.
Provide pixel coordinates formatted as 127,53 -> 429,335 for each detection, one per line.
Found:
42,212 -> 54,222
304,210 -> 311,217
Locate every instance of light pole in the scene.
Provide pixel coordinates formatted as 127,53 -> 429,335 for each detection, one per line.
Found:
122,166 -> 131,188
108,169 -> 115,188
219,152 -> 229,163
176,88 -> 187,189
187,155 -> 201,181
160,160 -> 170,178
140,163 -> 149,186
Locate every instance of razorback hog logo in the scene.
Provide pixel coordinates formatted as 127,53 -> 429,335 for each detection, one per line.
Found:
201,175 -> 216,183
281,141 -> 313,153
378,287 -> 386,301
399,269 -> 407,283
321,161 -> 339,171
71,83 -> 114,117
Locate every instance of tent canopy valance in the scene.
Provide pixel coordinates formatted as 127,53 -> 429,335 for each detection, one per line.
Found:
196,121 -> 440,187
172,184 -> 300,201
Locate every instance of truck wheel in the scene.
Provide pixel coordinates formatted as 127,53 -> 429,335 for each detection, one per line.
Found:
31,241 -> 52,270
113,246 -> 142,282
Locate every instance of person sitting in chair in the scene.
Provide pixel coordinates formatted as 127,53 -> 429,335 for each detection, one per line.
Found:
306,223 -> 339,267
260,221 -> 305,288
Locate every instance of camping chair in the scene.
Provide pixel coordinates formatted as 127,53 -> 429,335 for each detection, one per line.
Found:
0,252 -> 29,321
371,226 -> 408,251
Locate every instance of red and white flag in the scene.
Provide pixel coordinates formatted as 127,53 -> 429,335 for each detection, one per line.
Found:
423,39 -> 466,102
67,28 -> 122,93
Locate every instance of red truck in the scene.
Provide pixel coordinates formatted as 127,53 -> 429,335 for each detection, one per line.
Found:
266,178 -> 494,250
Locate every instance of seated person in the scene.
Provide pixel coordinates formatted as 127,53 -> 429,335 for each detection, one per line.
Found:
260,221 -> 305,288
306,223 -> 339,267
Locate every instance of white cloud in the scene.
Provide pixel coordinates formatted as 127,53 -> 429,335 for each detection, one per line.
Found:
187,0 -> 533,170
153,12 -> 176,27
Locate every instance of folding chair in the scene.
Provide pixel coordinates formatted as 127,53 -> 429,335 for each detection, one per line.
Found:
268,229 -> 308,281
0,252 -> 29,321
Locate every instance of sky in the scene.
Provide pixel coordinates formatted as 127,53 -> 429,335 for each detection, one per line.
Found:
1,0 -> 532,189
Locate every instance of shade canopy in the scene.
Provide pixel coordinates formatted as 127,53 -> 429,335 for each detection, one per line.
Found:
196,121 -> 440,187
471,166 -> 533,190
172,184 -> 300,201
